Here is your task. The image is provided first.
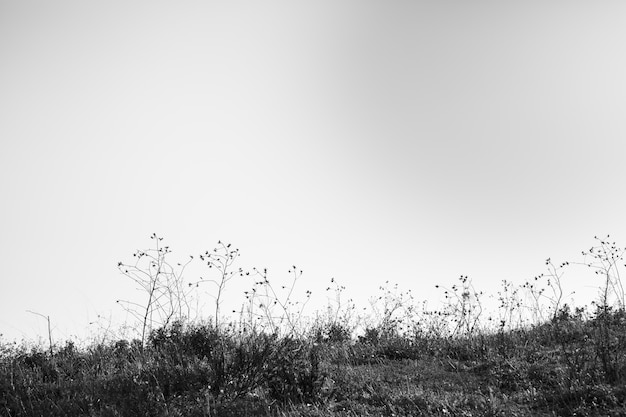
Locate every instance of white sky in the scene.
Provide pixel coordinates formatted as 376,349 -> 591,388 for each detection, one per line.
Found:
2,1 -> 626,343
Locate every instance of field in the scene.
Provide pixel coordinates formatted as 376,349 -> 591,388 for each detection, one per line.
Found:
2,236 -> 626,416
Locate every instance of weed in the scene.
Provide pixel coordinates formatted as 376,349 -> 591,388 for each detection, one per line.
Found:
117,233 -> 194,346
4,235 -> 626,416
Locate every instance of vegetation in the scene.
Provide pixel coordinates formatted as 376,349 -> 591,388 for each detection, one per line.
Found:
2,235 -> 626,416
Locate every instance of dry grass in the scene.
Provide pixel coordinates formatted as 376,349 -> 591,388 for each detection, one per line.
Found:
2,309 -> 626,416
3,236 -> 626,416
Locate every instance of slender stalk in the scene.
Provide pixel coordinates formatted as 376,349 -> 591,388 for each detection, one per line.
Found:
26,310 -> 53,355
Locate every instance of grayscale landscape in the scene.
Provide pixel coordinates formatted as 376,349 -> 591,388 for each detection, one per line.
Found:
2,1 -> 626,416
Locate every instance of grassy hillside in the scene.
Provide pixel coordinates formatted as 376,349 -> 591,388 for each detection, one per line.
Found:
1,309 -> 626,416
2,236 -> 626,416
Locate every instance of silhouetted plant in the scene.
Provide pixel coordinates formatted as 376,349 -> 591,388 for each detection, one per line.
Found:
25,310 -> 54,356
523,257 -> 570,326
194,241 -> 244,329
117,233 -> 194,346
495,279 -> 524,331
368,281 -> 416,339
436,275 -> 484,337
581,235 -> 626,312
310,278 -> 356,344
243,266 -> 311,337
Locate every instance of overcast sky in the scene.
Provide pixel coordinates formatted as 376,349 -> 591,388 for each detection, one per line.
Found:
2,1 -> 626,343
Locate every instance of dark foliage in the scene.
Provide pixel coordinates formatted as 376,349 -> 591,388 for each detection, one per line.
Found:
2,305 -> 626,416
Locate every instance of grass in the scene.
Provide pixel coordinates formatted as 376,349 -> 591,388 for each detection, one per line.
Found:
2,236 -> 626,416
2,309 -> 626,416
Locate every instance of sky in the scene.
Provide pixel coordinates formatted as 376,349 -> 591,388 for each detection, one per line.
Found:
2,1 -> 626,343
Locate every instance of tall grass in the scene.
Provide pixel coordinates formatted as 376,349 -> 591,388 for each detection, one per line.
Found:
2,235 -> 626,416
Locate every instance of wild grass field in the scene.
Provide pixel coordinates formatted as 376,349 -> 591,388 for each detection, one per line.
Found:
2,235 -> 626,416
